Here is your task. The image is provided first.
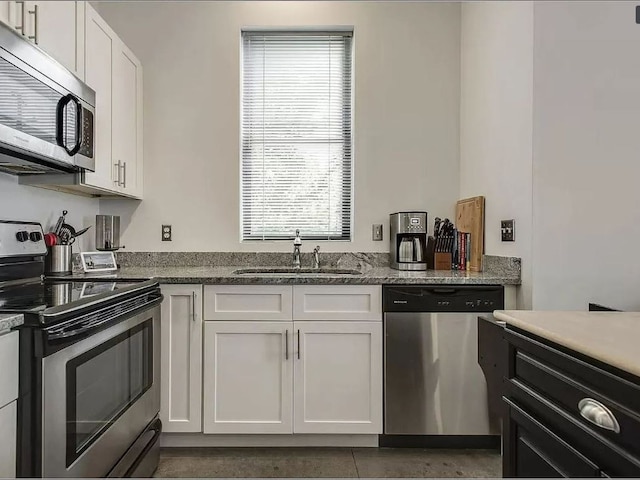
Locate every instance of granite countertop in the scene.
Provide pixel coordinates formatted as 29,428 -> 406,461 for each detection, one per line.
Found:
89,265 -> 520,285
494,310 -> 640,378
0,313 -> 24,333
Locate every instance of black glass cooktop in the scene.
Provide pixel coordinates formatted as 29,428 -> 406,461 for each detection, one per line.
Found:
0,278 -> 144,313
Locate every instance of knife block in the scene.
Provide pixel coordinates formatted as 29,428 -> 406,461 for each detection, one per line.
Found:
434,252 -> 452,271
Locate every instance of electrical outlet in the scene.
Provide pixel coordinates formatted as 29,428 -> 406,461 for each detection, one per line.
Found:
501,220 -> 515,242
162,225 -> 172,242
372,224 -> 383,241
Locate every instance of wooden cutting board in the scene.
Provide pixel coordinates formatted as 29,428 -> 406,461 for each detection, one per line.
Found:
455,196 -> 485,272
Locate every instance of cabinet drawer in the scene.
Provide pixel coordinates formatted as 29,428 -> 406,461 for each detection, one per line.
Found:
204,286 -> 293,321
507,328 -> 640,458
507,379 -> 640,477
505,397 -> 601,477
0,331 -> 18,409
293,286 -> 381,321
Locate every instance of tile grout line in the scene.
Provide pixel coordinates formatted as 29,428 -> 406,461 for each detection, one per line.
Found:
350,448 -> 361,478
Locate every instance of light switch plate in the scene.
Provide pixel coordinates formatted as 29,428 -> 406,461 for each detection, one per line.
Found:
372,224 -> 383,241
501,220 -> 515,242
162,225 -> 172,241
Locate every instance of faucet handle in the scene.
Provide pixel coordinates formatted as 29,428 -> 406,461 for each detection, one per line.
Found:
294,229 -> 302,245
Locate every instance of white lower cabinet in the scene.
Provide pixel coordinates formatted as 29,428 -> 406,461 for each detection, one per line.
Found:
188,284 -> 383,439
203,322 -> 293,434
0,401 -> 16,478
293,321 -> 383,434
160,284 -> 203,433
0,330 -> 18,478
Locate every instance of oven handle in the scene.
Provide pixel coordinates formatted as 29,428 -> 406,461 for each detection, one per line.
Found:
56,94 -> 83,156
46,296 -> 162,341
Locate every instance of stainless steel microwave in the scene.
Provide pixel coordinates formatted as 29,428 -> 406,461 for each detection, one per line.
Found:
0,23 -> 95,175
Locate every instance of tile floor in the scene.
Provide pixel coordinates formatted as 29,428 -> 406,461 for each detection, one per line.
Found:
155,447 -> 501,478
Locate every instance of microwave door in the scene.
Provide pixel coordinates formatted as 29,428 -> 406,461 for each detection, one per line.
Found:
56,94 -> 82,156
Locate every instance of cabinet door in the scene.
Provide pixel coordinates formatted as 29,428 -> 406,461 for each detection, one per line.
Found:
293,321 -> 382,434
203,322 -> 293,434
0,2 -> 15,28
160,284 -> 203,433
112,41 -> 143,198
24,1 -> 84,78
0,401 -> 16,479
83,4 -> 116,192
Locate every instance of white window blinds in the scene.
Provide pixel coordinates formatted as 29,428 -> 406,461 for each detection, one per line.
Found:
241,31 -> 353,241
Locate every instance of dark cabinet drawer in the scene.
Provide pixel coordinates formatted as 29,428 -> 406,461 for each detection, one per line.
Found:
500,325 -> 640,478
505,397 -> 601,478
507,379 -> 640,477
515,351 -> 640,455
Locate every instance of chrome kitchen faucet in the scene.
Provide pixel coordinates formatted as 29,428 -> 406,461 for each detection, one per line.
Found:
293,229 -> 302,268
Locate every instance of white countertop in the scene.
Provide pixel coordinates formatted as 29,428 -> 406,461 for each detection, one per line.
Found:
494,310 -> 640,378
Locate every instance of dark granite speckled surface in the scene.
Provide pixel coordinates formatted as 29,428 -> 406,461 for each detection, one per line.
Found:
104,265 -> 520,285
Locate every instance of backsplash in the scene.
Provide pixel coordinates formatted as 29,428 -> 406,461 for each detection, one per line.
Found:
115,251 -> 391,269
114,251 -> 521,279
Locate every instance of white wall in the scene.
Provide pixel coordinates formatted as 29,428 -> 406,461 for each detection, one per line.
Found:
95,1 -> 461,252
460,2 -> 533,308
0,175 -> 99,251
532,1 -> 640,310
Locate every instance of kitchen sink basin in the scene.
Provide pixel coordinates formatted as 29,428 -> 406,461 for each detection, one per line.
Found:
232,267 -> 362,276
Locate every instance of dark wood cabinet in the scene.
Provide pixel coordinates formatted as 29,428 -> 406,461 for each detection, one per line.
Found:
478,316 -> 640,478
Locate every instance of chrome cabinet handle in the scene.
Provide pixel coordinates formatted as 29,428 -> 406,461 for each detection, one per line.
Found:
191,292 -> 196,322
15,1 -> 25,33
122,162 -> 127,188
578,398 -> 620,433
27,3 -> 37,44
297,329 -> 301,359
285,329 -> 289,360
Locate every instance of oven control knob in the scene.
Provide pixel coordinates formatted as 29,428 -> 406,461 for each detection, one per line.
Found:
16,231 -> 29,242
30,231 -> 42,242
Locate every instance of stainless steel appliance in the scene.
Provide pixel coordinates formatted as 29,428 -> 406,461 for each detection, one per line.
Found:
0,23 -> 95,174
96,215 -> 121,251
382,285 -> 504,447
390,212 -> 427,271
0,220 -> 162,478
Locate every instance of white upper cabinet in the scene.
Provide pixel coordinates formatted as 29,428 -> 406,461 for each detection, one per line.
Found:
0,2 -> 14,28
83,3 -> 115,192
81,3 -> 143,199
3,1 -> 85,79
112,41 -> 143,198
22,1 -> 85,78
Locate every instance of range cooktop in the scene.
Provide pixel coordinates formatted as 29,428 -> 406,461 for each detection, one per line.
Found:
0,277 -> 157,325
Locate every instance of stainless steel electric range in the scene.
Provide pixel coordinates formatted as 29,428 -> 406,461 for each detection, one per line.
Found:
0,220 -> 163,478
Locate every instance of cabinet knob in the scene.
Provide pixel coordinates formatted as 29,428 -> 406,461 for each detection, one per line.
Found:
578,398 -> 620,433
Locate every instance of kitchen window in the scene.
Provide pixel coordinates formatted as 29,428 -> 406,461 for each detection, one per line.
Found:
241,30 -> 353,241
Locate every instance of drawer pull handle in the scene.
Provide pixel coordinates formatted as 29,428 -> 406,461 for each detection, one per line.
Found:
578,398 -> 620,433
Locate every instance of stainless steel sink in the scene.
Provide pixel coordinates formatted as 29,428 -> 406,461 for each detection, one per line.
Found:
232,267 -> 362,276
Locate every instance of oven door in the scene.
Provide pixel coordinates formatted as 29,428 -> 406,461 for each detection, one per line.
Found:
41,305 -> 160,478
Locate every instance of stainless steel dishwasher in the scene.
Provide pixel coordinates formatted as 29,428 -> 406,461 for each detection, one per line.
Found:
382,285 -> 504,447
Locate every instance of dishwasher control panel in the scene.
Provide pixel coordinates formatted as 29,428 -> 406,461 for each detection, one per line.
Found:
383,285 -> 504,313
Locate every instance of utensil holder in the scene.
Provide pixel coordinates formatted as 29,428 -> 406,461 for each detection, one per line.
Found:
434,252 -> 452,271
45,245 -> 72,275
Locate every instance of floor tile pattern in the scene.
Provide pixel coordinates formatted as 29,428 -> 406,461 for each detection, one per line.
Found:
155,447 -> 501,478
